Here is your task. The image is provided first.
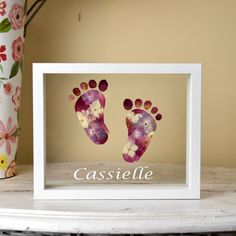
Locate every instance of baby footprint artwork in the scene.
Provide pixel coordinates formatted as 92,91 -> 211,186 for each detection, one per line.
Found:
69,80 -> 109,145
123,98 -> 162,163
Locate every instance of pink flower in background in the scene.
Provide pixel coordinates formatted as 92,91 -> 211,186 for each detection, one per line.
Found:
0,45 -> 7,62
12,37 -> 23,62
0,1 -> 7,16
4,82 -> 13,95
8,3 -> 25,30
12,86 -> 21,111
0,117 -> 17,155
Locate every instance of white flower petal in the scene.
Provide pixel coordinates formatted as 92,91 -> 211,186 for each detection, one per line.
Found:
148,131 -> 155,137
90,100 -> 103,118
128,150 -> 136,158
91,100 -> 101,109
123,142 -> 132,154
77,112 -> 89,128
131,144 -> 138,152
127,112 -> 142,123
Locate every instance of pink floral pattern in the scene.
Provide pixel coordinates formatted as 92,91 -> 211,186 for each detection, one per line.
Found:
12,36 -> 23,62
8,3 -> 25,30
0,45 -> 7,62
4,82 -> 13,95
0,117 -> 17,156
0,1 -> 6,16
12,86 -> 21,111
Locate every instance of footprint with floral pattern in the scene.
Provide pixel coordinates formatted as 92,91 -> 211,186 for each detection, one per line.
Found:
69,80 -> 109,145
122,98 -> 162,163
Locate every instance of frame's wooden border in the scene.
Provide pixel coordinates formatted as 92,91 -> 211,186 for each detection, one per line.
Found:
33,63 -> 201,200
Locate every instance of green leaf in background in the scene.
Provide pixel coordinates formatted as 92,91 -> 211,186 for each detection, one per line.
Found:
0,64 -> 3,73
0,77 -> 8,80
10,62 -> 20,79
0,18 -> 11,33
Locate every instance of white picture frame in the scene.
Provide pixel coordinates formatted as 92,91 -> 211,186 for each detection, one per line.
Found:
33,63 -> 201,200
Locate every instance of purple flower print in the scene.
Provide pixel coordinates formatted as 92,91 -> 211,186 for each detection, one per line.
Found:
122,98 -> 162,163
139,112 -> 157,135
132,127 -> 145,139
85,120 -> 108,145
72,80 -> 109,145
82,90 -> 99,105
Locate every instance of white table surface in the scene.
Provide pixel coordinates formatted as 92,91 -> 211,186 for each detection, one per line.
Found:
0,163 -> 236,234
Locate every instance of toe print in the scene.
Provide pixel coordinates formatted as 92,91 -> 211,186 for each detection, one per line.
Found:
123,98 -> 162,163
69,80 -> 109,145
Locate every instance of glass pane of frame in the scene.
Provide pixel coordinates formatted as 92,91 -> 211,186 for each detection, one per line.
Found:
45,74 -> 187,187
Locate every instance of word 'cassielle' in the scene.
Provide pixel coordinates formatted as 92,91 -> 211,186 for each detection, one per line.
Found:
74,166 -> 153,181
